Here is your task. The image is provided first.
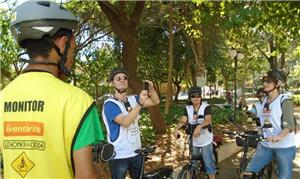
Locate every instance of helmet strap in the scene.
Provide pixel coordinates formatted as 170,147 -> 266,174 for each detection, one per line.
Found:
43,35 -> 72,76
19,58 -> 59,66
265,86 -> 277,93
114,87 -> 127,94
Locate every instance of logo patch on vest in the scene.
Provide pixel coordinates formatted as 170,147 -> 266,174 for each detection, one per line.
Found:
4,121 -> 44,136
4,140 -> 46,150
11,152 -> 35,178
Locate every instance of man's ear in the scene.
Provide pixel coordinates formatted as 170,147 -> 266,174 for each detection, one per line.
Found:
55,36 -> 69,54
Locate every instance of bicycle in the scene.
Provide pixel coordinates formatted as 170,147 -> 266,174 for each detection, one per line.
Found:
223,129 -> 274,179
135,146 -> 173,179
177,124 -> 220,179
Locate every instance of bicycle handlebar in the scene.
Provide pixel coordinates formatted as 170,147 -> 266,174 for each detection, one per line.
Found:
223,130 -> 266,142
177,123 -> 212,137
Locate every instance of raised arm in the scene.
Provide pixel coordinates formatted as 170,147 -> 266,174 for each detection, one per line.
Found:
142,80 -> 160,107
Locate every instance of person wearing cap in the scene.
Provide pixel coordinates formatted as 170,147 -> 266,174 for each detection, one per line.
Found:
0,1 -> 104,178
244,69 -> 296,179
173,86 -> 216,179
102,67 -> 159,179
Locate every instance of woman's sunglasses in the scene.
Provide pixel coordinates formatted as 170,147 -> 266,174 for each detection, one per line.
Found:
191,94 -> 201,98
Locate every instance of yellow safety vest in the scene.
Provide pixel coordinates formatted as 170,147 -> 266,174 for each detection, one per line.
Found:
0,72 -> 94,179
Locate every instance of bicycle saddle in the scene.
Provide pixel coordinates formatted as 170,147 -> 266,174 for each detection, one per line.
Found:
135,146 -> 156,155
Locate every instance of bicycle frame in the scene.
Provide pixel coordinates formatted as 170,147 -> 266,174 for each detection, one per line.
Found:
224,130 -> 273,179
178,130 -> 201,179
136,146 -> 173,179
178,124 -> 219,179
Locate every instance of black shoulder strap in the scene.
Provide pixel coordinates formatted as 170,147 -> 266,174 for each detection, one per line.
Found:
110,97 -> 132,112
280,95 -> 285,129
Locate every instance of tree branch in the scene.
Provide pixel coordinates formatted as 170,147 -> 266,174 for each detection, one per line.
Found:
130,1 -> 145,27
98,1 -> 124,36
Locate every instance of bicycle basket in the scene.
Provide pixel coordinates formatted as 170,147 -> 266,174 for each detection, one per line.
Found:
235,130 -> 258,148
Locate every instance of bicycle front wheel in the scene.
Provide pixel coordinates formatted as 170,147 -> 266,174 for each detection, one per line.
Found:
177,164 -> 196,179
256,164 -> 273,179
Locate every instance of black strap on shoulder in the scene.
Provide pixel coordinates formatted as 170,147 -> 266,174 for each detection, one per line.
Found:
280,95 -> 285,130
111,97 -> 132,112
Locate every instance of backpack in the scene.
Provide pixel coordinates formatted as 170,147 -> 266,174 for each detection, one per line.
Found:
280,95 -> 298,134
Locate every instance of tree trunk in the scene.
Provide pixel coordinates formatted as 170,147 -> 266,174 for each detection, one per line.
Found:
173,82 -> 181,103
268,38 -> 278,70
98,1 -> 166,134
164,2 -> 174,115
186,36 -> 205,86
279,51 -> 285,69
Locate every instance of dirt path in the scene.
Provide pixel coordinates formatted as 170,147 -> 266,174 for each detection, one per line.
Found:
97,122 -> 254,178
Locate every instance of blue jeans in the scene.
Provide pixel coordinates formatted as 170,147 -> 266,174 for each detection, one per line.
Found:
109,154 -> 142,179
192,142 -> 216,174
246,144 -> 296,179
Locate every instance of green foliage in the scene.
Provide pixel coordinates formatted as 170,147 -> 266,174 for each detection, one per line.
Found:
162,104 -> 185,125
75,47 -> 117,101
0,6 -> 21,89
206,97 -> 227,104
211,107 -> 231,124
139,112 -> 156,145
139,103 -> 186,145
293,95 -> 300,106
211,107 -> 247,125
288,46 -> 300,88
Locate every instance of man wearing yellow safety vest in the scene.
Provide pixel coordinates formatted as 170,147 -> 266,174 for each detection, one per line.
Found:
0,1 -> 104,178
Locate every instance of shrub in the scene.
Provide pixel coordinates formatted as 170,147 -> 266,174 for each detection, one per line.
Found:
211,107 -> 247,125
293,95 -> 300,106
139,112 -> 156,145
161,104 -> 186,125
205,97 -> 227,104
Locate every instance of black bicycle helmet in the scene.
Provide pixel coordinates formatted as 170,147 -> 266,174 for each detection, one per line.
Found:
109,67 -> 129,81
10,1 -> 78,47
264,69 -> 287,87
188,86 -> 202,98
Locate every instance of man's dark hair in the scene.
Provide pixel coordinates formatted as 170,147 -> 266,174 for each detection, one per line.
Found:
22,28 -> 73,59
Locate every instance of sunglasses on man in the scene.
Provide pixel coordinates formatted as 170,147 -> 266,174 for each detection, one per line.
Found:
114,76 -> 128,81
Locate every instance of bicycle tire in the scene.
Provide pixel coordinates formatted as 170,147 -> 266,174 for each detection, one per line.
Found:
256,163 -> 273,179
143,166 -> 173,179
177,164 -> 196,179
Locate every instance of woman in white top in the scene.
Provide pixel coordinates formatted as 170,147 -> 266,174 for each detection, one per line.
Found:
174,86 -> 216,179
244,69 -> 296,179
